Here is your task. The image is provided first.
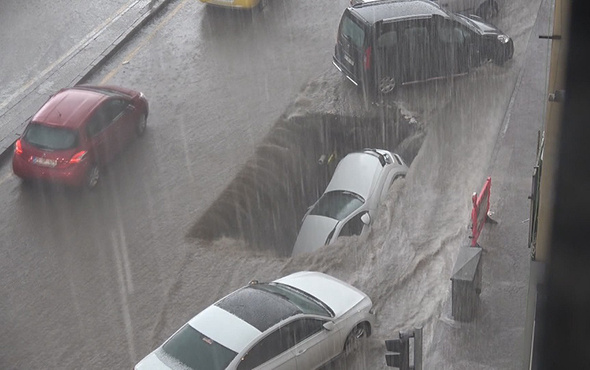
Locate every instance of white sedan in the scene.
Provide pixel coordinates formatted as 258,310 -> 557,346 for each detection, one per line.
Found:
292,149 -> 408,256
135,271 -> 374,370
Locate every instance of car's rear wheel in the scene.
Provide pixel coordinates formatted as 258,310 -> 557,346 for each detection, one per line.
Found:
378,75 -> 396,95
85,164 -> 100,190
344,323 -> 368,356
136,114 -> 147,137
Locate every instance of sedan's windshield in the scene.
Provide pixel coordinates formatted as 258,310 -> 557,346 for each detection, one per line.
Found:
162,325 -> 237,370
310,191 -> 364,221
23,123 -> 78,151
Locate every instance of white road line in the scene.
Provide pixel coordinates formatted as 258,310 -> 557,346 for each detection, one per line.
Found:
111,230 -> 136,362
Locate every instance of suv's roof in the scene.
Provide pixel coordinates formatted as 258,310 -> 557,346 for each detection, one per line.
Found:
350,0 -> 449,24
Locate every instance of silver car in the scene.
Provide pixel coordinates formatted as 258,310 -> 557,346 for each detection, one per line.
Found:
292,149 -> 408,256
135,271 -> 374,370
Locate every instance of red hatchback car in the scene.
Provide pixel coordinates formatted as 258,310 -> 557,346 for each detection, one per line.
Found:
12,85 -> 149,189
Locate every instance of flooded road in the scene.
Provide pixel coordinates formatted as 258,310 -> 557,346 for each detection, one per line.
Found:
0,0 -> 544,368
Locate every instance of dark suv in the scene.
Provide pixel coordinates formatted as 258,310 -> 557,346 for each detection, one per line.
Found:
333,0 -> 514,95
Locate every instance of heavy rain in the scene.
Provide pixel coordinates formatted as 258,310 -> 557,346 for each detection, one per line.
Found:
0,0 -> 558,369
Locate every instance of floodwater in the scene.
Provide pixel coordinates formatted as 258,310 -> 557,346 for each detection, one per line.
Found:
173,0 -> 544,368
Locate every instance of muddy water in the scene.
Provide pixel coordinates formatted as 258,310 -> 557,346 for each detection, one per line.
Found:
188,108 -> 424,256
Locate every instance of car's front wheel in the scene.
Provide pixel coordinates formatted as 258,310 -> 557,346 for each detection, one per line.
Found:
136,113 -> 147,137
85,164 -> 100,190
344,323 -> 368,356
378,75 -> 396,95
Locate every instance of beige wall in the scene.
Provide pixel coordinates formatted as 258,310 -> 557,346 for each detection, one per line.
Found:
535,0 -> 570,262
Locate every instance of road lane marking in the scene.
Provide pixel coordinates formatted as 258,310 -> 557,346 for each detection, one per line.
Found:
111,229 -> 136,362
101,0 -> 190,84
0,0 -> 139,116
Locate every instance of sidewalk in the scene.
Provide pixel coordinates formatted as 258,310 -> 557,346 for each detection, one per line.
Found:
427,0 -> 553,368
0,0 -> 173,162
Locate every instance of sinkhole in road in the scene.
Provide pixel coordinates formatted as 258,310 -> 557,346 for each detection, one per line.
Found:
188,110 -> 425,256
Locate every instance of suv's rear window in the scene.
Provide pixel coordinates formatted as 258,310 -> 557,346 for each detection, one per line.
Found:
341,15 -> 365,48
23,123 -> 78,151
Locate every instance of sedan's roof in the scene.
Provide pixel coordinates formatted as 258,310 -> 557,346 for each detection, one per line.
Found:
325,151 -> 383,200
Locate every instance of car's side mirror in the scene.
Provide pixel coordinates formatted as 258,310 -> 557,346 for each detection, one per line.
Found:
323,321 -> 335,331
361,212 -> 371,225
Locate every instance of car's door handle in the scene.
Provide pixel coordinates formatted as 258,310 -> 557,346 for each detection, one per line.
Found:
296,348 -> 307,355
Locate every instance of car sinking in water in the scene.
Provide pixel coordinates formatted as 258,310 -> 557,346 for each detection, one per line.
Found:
292,149 -> 408,256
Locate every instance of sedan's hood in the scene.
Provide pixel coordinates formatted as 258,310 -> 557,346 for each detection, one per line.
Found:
277,271 -> 368,317
134,352 -> 172,370
292,215 -> 338,256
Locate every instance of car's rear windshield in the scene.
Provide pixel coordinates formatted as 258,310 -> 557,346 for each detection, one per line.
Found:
340,14 -> 365,48
310,191 -> 364,221
23,123 -> 78,151
255,282 -> 333,317
162,324 -> 237,370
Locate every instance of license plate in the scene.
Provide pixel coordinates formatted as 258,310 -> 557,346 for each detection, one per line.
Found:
344,53 -> 354,66
32,157 -> 57,167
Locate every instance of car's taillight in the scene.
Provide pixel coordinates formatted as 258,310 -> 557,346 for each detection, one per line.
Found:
69,151 -> 88,164
364,46 -> 372,70
14,139 -> 23,155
